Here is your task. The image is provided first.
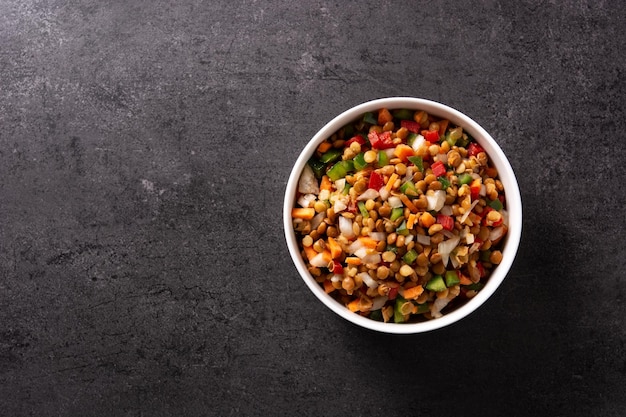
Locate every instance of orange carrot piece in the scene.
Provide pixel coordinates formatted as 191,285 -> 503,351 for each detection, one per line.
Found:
317,141 -> 332,154
345,257 -> 362,266
378,108 -> 393,125
402,285 -> 424,300
399,194 -> 418,213
407,213 -> 417,229
438,119 -> 449,137
323,279 -> 335,293
385,173 -> 399,192
291,207 -> 315,220
347,298 -> 361,312
303,245 -> 318,261
420,211 -> 435,228
320,175 -> 332,191
327,237 -> 342,259
358,236 -> 378,249
459,273 -> 472,286
393,144 -> 414,162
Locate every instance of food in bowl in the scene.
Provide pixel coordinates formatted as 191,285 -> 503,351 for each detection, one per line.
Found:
290,106 -> 510,323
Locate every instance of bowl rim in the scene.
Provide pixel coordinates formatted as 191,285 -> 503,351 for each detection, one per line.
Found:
283,97 -> 522,334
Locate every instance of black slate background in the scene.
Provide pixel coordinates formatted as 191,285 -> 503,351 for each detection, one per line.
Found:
1,1 -> 625,416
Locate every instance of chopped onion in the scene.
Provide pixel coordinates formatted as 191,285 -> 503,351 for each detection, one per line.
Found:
490,225 -> 505,242
357,188 -> 379,201
334,178 -> 346,191
354,247 -> 369,259
416,234 -> 431,246
378,187 -> 390,201
430,297 -> 450,319
330,274 -> 342,283
297,193 -> 317,208
333,199 -> 347,213
348,239 -> 364,254
411,134 -> 425,151
459,200 -> 479,224
339,216 -> 355,239
388,196 -> 403,208
440,205 -> 453,216
371,296 -> 388,311
426,190 -> 446,211
404,234 -> 414,244
298,164 -> 319,194
361,253 -> 381,265
310,212 -> 325,231
369,232 -> 386,241
435,153 -> 448,164
501,209 -> 509,226
310,252 -> 329,268
480,184 -> 486,197
438,235 -> 460,267
358,272 -> 378,289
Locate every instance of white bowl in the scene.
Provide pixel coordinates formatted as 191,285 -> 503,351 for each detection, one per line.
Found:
283,97 -> 522,334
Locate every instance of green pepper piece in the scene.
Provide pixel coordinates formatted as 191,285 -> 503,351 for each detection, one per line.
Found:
400,180 -> 419,196
444,270 -> 460,287
385,244 -> 398,253
488,198 -> 503,211
396,220 -> 409,236
390,207 -> 404,222
353,152 -> 368,171
438,176 -> 450,190
377,150 -> 389,168
363,112 -> 377,125
425,275 -> 447,292
414,303 -> 430,314
458,173 -> 473,185
369,309 -> 383,322
392,109 -> 414,120
480,250 -> 492,262
342,124 -> 354,138
327,160 -> 353,181
406,133 -> 418,148
464,282 -> 484,291
394,296 -> 409,323
407,155 -> 423,172
357,201 -> 369,218
403,249 -> 418,265
307,157 -> 326,179
320,148 -> 342,164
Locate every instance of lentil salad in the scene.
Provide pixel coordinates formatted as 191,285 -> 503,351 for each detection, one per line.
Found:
291,108 -> 508,323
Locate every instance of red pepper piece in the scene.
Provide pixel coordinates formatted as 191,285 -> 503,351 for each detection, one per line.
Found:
330,260 -> 343,274
400,120 -> 420,133
467,142 -> 485,157
368,171 -> 384,190
422,130 -> 440,142
470,179 -> 482,200
388,287 -> 398,301
437,214 -> 455,231
431,161 -> 446,177
476,261 -> 486,278
368,131 -> 394,149
345,135 -> 365,147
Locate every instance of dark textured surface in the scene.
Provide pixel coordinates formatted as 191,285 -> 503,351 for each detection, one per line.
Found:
1,1 -> 625,416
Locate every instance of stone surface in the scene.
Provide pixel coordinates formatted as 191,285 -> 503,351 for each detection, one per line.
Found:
0,1 -> 625,416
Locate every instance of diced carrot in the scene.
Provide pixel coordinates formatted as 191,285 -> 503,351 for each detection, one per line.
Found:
420,211 -> 436,228
399,194 -> 418,213
303,245 -> 318,262
407,213 -> 417,229
317,141 -> 332,154
484,167 -> 498,178
321,249 -> 332,264
291,207 -> 315,220
320,175 -> 332,191
438,119 -> 449,137
378,108 -> 393,125
459,273 -> 472,286
402,285 -> 424,300
347,298 -> 361,312
393,144 -> 414,162
323,279 -> 335,293
327,237 -> 343,259
358,236 -> 378,249
345,257 -> 362,265
385,173 -> 399,192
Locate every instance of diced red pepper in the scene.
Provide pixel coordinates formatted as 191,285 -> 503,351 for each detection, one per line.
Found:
400,120 -> 421,133
422,130 -> 440,142
470,178 -> 482,200
431,161 -> 446,177
437,214 -> 455,231
330,260 -> 343,274
476,261 -> 486,278
467,142 -> 485,157
387,286 -> 398,301
368,171 -> 384,190
345,135 -> 366,147
368,131 -> 395,149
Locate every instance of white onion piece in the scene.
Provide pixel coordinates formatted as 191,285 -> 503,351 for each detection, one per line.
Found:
354,247 -> 369,259
310,253 -> 329,268
347,239 -> 364,254
435,153 -> 448,164
426,190 -> 446,211
480,184 -> 486,197
378,187 -> 390,201
490,225 -> 505,242
404,234 -> 414,244
371,296 -> 388,311
384,148 -> 395,159
297,193 -> 317,208
430,297 -> 450,318
440,205 -> 453,216
298,164 -> 320,194
438,236 -> 460,267
361,253 -> 381,265
358,272 -> 378,288
388,196 -> 403,208
330,274 -> 342,283
357,188 -> 379,201
369,232 -> 386,241
411,134 -> 425,151
333,199 -> 347,213
416,234 -> 431,246
334,178 -> 346,192
501,209 -> 509,226
459,200 -> 479,224
339,216 -> 355,239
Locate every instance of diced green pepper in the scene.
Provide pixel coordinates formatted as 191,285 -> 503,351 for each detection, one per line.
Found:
386,244 -> 398,253
377,150 -> 389,167
458,173 -> 473,185
402,249 -> 418,265
414,303 -> 430,314
480,250 -> 492,262
394,296 -> 409,323
438,176 -> 450,190
369,309 -> 383,322
342,124 -> 354,138
396,220 -> 409,236
464,282 -> 484,291
425,275 -> 447,292
320,148 -> 342,164
488,199 -> 503,211
400,180 -> 419,196
342,183 -> 351,195
307,157 -> 326,179
353,152 -> 368,170
390,207 -> 404,222
357,201 -> 369,218
392,109 -> 414,120
407,155 -> 423,172
406,133 -> 418,147
363,112 -> 377,125
327,160 -> 354,181
444,270 -> 460,287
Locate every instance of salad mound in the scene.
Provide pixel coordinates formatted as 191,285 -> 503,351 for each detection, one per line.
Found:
291,108 -> 508,323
